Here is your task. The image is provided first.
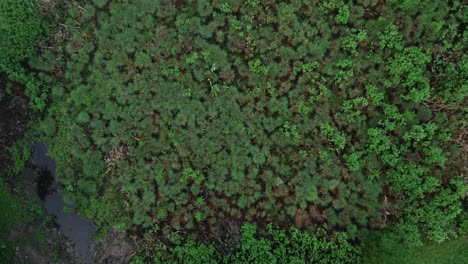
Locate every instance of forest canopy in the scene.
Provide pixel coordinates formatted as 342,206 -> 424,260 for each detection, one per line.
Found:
1,0 -> 467,263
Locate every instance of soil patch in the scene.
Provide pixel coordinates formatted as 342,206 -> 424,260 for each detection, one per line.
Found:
92,227 -> 135,264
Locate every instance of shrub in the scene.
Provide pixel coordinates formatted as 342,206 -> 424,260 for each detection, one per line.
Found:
153,224 -> 359,264
0,0 -> 41,73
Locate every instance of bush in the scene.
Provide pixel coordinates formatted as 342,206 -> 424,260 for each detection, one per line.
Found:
0,0 -> 41,73
5,140 -> 31,177
152,223 -> 359,264
0,0 -> 46,111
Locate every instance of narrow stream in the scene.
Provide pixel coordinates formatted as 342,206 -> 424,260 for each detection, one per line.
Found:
23,142 -> 96,264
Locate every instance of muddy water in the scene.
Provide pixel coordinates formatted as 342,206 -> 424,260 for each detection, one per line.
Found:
26,142 -> 96,264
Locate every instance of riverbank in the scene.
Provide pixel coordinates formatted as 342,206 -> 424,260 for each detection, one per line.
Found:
0,85 -> 84,263
0,168 -> 78,263
1,111 -> 135,263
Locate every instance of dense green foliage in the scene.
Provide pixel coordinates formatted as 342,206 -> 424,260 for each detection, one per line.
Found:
141,223 -> 358,264
0,0 -> 47,111
1,0 -> 464,262
0,0 -> 40,72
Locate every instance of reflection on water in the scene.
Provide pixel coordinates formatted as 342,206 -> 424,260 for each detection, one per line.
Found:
27,142 -> 96,264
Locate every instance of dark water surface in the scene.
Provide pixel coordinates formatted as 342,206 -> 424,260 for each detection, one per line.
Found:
27,142 -> 96,264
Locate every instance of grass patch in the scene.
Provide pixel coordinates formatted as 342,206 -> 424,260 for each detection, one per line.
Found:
0,175 -> 45,263
363,235 -> 468,264
0,178 -> 24,262
416,237 -> 468,264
